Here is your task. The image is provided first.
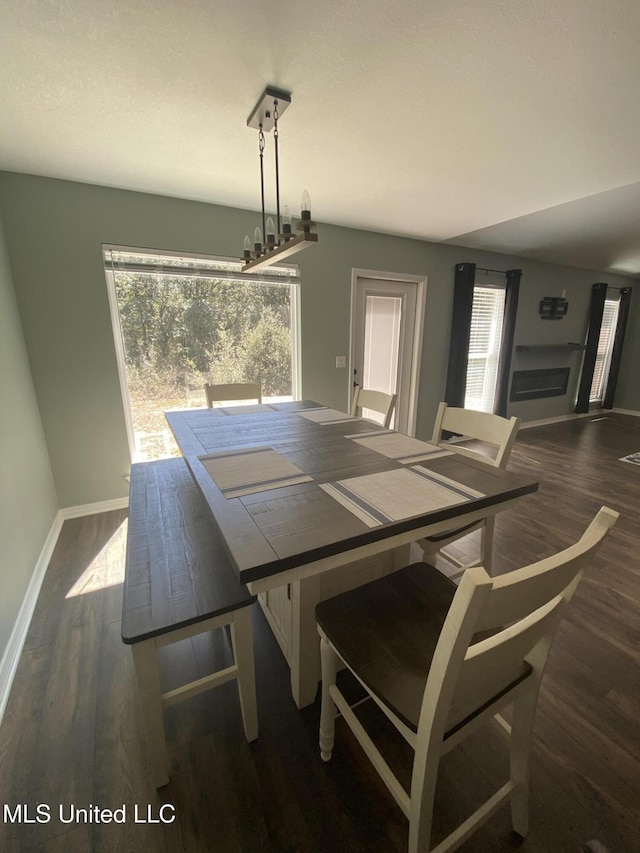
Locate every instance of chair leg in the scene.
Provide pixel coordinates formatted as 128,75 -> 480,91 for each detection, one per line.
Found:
481,518 -> 495,575
319,634 -> 339,761
408,736 -> 440,853
230,608 -> 259,742
509,687 -> 539,837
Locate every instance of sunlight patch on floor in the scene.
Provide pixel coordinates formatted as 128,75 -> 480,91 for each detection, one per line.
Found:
66,518 -> 128,598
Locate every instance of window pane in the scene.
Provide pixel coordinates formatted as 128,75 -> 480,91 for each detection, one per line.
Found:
589,299 -> 619,402
108,257 -> 297,461
362,295 -> 401,426
464,286 -> 505,413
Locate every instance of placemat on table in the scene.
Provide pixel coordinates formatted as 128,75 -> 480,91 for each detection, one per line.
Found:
200,446 -> 312,498
345,430 -> 455,463
297,407 -> 360,425
321,466 -> 484,528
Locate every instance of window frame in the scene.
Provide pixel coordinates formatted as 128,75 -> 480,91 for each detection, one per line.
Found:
589,296 -> 619,404
464,282 -> 506,413
103,244 -> 301,461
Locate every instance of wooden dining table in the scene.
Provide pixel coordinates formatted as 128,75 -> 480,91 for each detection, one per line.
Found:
166,400 -> 539,708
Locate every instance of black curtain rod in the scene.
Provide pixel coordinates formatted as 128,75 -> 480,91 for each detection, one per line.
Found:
476,267 -> 508,276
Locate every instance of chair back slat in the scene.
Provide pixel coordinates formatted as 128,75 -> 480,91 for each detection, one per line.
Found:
453,595 -> 563,725
477,506 -> 618,630
351,388 -> 397,429
204,382 -> 262,407
418,506 -> 618,742
433,402 -> 520,468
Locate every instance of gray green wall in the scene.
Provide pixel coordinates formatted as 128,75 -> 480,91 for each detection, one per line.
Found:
614,282 -> 640,411
0,171 -> 637,513
0,208 -> 58,661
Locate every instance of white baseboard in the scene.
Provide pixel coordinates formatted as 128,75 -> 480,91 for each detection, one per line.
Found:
519,412 -> 594,429
0,511 -> 64,728
61,495 -> 129,520
612,407 -> 640,417
519,408 -> 640,429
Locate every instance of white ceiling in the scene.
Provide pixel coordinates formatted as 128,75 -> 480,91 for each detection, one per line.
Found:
1,0 -> 639,276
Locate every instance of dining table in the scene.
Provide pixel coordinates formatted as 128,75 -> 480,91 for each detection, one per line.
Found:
166,400 -> 539,708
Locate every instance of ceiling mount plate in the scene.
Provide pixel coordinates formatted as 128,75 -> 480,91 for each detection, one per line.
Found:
247,86 -> 292,132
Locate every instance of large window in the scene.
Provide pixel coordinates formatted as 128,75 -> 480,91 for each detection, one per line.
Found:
104,247 -> 300,461
464,285 -> 506,412
589,297 -> 619,403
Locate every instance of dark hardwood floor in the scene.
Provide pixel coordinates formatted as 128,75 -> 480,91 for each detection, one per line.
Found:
1,413 -> 639,852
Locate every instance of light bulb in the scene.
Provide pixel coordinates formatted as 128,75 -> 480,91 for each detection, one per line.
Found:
301,189 -> 311,219
254,227 -> 263,253
282,205 -> 292,235
243,235 -> 251,259
266,216 -> 276,244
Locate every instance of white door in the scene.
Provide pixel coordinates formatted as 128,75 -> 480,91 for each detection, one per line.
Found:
350,274 -> 424,435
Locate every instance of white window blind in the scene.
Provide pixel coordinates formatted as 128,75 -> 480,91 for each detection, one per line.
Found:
104,246 -> 299,285
589,298 -> 619,402
464,285 -> 505,413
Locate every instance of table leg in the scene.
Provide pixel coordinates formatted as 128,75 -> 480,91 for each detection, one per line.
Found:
287,548 -> 411,709
289,575 -> 322,709
392,542 -> 411,569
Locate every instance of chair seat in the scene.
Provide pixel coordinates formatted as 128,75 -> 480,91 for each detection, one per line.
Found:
316,565 -> 531,736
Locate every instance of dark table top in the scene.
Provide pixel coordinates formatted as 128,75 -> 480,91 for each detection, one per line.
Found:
166,401 -> 539,586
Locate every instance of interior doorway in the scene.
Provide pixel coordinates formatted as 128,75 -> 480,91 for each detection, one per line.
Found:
350,271 -> 425,435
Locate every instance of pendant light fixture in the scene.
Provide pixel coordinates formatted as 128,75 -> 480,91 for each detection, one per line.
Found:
241,86 -> 318,272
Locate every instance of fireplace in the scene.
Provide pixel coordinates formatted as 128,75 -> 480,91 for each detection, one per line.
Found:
510,367 -> 570,402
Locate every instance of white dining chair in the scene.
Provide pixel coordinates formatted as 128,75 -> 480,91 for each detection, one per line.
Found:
204,382 -> 262,407
351,387 -> 397,429
419,403 -> 521,576
316,506 -> 618,853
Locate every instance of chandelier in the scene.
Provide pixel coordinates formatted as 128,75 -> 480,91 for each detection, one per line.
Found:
241,86 -> 318,272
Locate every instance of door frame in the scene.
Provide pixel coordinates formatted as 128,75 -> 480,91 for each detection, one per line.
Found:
349,269 -> 427,436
